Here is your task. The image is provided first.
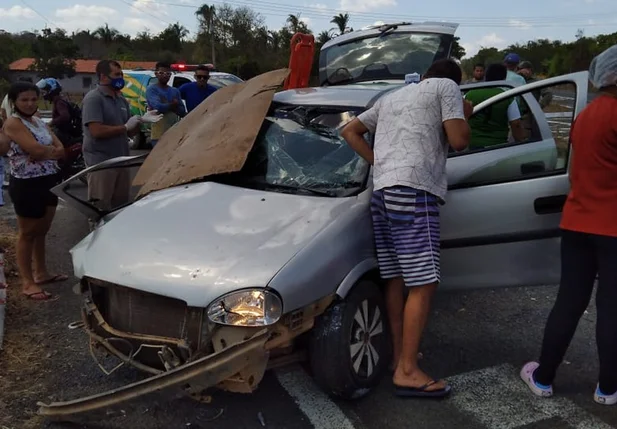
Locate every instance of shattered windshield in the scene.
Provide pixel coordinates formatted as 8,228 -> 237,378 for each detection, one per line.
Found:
211,107 -> 370,197
319,32 -> 452,85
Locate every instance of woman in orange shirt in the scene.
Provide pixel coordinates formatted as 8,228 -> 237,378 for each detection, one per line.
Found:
520,45 -> 617,405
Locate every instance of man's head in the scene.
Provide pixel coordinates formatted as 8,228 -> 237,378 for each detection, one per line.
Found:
96,60 -> 124,92
503,53 -> 520,71
517,61 -> 533,78
422,58 -> 463,85
194,64 -> 210,88
155,61 -> 172,86
473,63 -> 485,81
484,63 -> 507,82
589,44 -> 617,93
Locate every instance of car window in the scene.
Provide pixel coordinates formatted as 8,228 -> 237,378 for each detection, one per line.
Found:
210,108 -> 369,197
147,77 -> 157,87
320,31 -> 452,85
449,81 -> 573,188
209,75 -> 243,88
172,76 -> 191,88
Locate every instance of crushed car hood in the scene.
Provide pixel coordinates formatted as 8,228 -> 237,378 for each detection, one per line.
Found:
71,181 -> 352,307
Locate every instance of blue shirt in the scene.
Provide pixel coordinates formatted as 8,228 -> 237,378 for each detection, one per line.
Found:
179,82 -> 217,112
145,84 -> 186,116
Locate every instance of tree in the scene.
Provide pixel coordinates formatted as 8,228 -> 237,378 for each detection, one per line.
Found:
93,23 -> 120,46
29,28 -> 79,79
330,13 -> 351,36
450,36 -> 466,59
195,3 -> 217,65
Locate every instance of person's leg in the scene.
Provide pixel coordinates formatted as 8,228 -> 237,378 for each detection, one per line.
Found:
87,169 -> 115,212
521,230 -> 597,396
370,188 -> 404,370
594,234 -> 617,403
387,188 -> 446,395
32,205 -> 66,284
111,168 -> 131,208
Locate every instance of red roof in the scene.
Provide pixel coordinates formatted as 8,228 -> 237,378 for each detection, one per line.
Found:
9,58 -> 157,74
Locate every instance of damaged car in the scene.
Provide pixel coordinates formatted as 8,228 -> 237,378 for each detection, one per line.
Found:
39,25 -> 590,419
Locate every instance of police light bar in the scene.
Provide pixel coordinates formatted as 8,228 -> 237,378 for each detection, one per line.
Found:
171,63 -> 216,72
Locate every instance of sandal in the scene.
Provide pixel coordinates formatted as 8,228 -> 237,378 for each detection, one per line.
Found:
23,290 -> 55,301
394,379 -> 452,398
35,274 -> 69,285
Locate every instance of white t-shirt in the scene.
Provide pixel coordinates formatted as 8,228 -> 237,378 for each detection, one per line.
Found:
1,95 -> 13,119
357,78 -> 466,200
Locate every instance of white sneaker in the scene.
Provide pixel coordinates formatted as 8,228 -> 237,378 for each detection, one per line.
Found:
520,361 -> 553,397
594,384 -> 617,405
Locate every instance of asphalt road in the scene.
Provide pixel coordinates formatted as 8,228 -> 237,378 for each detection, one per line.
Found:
0,177 -> 616,429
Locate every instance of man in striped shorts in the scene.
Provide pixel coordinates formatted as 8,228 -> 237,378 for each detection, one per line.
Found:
341,59 -> 473,398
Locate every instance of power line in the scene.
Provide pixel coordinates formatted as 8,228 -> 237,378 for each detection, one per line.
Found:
19,0 -> 59,29
116,0 -> 176,27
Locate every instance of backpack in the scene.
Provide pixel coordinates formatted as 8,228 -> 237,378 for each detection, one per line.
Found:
65,100 -> 83,137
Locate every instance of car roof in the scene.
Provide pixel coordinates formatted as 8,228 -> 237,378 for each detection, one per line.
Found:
273,83 -> 404,108
321,21 -> 459,50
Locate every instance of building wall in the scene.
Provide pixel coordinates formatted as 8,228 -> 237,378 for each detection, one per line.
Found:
8,71 -> 96,95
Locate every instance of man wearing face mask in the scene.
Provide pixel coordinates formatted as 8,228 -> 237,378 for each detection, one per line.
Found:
81,59 -> 142,213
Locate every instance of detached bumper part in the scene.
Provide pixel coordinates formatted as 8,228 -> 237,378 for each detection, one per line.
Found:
37,329 -> 270,419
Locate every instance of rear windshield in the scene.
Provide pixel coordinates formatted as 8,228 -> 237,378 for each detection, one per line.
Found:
319,31 -> 453,85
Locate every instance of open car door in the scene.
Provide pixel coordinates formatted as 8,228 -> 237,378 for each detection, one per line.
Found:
440,71 -> 589,291
51,154 -> 147,221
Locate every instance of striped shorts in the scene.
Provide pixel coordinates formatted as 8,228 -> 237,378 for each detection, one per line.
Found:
370,186 -> 441,287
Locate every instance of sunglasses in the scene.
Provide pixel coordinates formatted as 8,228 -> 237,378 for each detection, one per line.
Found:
195,75 -> 209,80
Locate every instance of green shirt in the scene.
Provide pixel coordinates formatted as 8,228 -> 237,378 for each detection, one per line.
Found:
465,87 -> 513,149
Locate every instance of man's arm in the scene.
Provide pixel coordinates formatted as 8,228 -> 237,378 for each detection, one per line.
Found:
82,94 -> 127,139
506,99 -> 525,142
174,88 -> 187,118
440,80 -> 472,151
340,103 -> 380,165
146,85 -> 171,113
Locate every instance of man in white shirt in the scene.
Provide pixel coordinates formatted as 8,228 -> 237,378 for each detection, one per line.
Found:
503,53 -> 527,86
341,59 -> 473,398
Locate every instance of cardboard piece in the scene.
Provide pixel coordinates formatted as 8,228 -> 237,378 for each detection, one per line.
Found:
133,68 -> 291,198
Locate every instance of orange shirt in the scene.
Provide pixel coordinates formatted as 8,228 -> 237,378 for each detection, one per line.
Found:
560,94 -> 617,237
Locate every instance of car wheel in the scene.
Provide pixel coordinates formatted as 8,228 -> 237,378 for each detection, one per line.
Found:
309,279 -> 390,400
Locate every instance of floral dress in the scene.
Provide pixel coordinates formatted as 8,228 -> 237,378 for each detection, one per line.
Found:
8,115 -> 59,179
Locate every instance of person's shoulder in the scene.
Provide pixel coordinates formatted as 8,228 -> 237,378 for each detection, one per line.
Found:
83,88 -> 102,101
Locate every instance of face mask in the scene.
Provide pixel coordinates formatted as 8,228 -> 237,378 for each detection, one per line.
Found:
110,77 -> 125,91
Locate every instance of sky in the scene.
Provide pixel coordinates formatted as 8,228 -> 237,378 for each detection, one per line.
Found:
1,0 -> 617,58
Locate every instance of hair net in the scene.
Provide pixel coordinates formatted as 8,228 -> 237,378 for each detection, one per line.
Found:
589,44 -> 617,89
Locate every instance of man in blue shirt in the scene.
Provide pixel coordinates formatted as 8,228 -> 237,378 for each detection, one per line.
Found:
179,65 -> 218,113
146,61 -> 187,147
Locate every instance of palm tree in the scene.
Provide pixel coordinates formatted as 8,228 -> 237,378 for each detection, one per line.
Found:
170,22 -> 189,41
195,3 -> 217,65
317,30 -> 333,44
330,13 -> 351,36
93,23 -> 120,46
286,14 -> 301,33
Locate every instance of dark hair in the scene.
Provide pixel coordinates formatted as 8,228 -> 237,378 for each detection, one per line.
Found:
95,59 -> 122,79
423,59 -> 462,85
484,63 -> 507,82
195,64 -> 210,73
156,61 -> 172,70
8,81 -> 40,102
474,63 -> 485,69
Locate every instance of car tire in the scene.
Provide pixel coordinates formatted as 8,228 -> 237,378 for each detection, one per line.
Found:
309,279 -> 390,400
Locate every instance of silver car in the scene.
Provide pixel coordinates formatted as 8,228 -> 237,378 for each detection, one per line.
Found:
38,22 -> 590,419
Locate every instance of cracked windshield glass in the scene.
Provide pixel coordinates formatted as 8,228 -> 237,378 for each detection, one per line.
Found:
321,32 -> 452,84
214,108 -> 369,197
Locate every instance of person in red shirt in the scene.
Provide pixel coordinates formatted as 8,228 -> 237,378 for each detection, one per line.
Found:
520,44 -> 617,406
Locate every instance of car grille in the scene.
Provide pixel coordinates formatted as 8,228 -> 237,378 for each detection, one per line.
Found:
89,280 -> 202,341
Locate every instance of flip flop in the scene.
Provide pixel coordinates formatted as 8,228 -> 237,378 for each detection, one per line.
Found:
394,380 -> 452,398
36,274 -> 69,285
23,290 -> 56,301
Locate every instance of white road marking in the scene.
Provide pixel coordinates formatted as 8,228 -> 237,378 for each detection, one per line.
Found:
275,365 -> 358,429
448,363 -> 613,429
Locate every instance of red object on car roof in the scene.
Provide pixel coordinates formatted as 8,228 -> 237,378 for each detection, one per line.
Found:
171,63 -> 216,72
284,33 -> 315,90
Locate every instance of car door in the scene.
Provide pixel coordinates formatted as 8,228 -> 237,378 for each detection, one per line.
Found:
51,154 -> 148,221
440,71 -> 589,291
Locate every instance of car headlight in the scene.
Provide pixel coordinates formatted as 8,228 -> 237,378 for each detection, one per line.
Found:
206,289 -> 283,327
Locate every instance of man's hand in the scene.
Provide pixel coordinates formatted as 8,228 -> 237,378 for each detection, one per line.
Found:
124,116 -> 142,132
463,100 -> 474,120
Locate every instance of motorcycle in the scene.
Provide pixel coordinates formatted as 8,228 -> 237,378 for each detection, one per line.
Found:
58,135 -> 87,185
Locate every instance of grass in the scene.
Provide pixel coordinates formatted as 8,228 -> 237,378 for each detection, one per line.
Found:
0,220 -> 47,428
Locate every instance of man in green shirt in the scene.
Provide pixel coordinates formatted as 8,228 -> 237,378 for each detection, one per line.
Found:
464,63 -> 526,149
